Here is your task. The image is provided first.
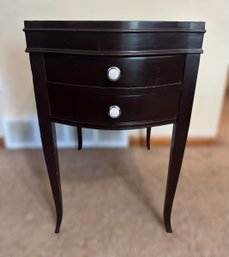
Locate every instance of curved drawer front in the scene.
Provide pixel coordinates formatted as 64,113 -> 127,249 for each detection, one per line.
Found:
48,83 -> 181,129
45,54 -> 185,87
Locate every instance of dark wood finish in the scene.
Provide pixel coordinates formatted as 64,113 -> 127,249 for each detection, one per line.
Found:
45,54 -> 185,87
52,116 -> 177,131
146,127 -> 151,150
48,83 -> 181,129
29,53 -> 63,233
77,127 -> 82,150
24,21 -> 205,234
24,21 -> 205,56
23,20 -> 205,30
164,54 -> 201,232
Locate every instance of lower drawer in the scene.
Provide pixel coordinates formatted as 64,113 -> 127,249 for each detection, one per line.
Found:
48,83 -> 181,129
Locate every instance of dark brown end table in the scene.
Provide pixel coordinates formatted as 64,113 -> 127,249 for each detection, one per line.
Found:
24,20 -> 205,233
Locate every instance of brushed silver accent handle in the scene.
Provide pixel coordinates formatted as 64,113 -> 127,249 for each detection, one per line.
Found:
107,66 -> 121,81
108,105 -> 121,119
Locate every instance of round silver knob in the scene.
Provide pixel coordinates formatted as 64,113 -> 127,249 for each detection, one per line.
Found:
108,105 -> 121,119
107,66 -> 121,81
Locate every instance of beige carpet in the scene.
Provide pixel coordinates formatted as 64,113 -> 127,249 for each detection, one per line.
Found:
0,96 -> 228,257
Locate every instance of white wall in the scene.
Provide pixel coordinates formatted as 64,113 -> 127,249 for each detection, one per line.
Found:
0,0 -> 228,138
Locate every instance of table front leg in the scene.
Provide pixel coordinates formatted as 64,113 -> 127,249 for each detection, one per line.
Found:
29,53 -> 63,233
163,54 -> 201,233
163,122 -> 188,233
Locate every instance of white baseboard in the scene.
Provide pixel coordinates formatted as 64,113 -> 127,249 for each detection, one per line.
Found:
2,117 -> 129,149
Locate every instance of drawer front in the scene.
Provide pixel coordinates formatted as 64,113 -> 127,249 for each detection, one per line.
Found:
48,83 -> 181,129
45,54 -> 185,88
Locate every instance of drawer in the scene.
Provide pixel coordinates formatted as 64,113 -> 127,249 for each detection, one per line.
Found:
45,54 -> 185,88
48,83 -> 181,129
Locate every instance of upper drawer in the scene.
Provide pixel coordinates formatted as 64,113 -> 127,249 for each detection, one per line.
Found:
45,54 -> 185,87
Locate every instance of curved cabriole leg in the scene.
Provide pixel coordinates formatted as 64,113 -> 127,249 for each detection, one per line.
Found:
77,127 -> 82,150
29,53 -> 63,233
146,127 -> 151,150
164,123 -> 188,233
164,54 -> 200,233
41,122 -> 63,234
163,54 -> 201,233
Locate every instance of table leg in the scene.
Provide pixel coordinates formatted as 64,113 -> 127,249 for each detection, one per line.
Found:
29,53 -> 63,233
77,127 -> 82,150
163,123 -> 188,233
146,127 -> 151,150
163,54 -> 201,233
40,122 -> 63,233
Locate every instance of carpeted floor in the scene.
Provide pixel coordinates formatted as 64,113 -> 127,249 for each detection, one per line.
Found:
0,94 -> 228,257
